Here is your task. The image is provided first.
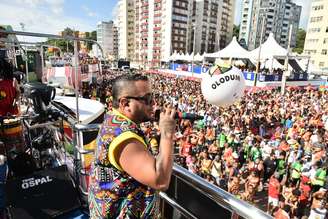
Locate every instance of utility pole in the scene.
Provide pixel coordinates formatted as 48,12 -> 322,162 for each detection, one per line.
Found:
254,18 -> 265,87
281,24 -> 293,95
20,22 -> 29,82
191,25 -> 196,77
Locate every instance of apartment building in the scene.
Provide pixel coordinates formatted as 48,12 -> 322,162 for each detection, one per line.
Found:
96,21 -> 118,59
118,0 -> 235,68
188,0 -> 235,54
303,0 -> 328,69
117,0 -> 135,61
239,0 -> 301,50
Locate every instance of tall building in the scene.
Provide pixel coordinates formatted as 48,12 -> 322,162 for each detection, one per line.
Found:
303,0 -> 328,69
134,0 -> 192,68
117,0 -> 135,61
96,21 -> 118,59
132,0 -> 234,68
188,0 -> 235,54
239,0 -> 301,50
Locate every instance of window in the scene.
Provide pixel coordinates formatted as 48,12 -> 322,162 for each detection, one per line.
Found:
310,16 -> 323,22
319,62 -> 325,67
322,49 -> 327,55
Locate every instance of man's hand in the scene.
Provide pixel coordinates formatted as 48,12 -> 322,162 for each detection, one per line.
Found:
159,107 -> 176,139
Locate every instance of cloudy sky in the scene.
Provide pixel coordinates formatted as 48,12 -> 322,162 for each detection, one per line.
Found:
0,0 -> 311,40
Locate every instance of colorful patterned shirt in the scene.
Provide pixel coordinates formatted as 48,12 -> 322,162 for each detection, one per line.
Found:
88,109 -> 160,218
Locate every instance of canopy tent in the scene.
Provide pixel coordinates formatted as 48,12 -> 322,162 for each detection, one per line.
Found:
194,53 -> 204,62
169,52 -> 204,62
248,33 -> 287,61
204,36 -> 250,59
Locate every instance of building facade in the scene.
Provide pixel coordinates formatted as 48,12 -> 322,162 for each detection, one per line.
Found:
303,0 -> 328,69
96,21 -> 118,59
239,0 -> 301,50
133,0 -> 235,68
188,0 -> 235,54
133,0 -> 192,68
117,0 -> 135,61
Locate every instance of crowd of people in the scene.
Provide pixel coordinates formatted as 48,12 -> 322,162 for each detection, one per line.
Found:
83,69 -> 327,219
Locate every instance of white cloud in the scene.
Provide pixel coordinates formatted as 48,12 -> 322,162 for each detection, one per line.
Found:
0,1 -> 94,42
81,5 -> 98,17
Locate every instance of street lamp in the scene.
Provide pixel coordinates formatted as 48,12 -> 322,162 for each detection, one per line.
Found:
281,24 -> 293,95
191,24 -> 196,77
254,7 -> 268,87
20,22 -> 29,82
254,17 -> 265,87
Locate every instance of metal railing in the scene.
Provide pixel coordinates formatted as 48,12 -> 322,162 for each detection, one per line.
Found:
65,122 -> 272,219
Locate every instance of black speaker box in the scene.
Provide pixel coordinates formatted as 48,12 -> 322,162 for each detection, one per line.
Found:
5,165 -> 81,219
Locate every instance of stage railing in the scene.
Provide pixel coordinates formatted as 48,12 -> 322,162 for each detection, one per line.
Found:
70,123 -> 273,219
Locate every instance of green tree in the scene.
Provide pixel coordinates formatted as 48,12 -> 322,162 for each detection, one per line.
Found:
233,25 -> 240,39
62,27 -> 74,37
85,31 -> 97,51
46,38 -> 73,53
292,29 -> 306,54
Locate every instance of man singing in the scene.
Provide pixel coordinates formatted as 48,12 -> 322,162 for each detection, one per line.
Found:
88,74 -> 176,218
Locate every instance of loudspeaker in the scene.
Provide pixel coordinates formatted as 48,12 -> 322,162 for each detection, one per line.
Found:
5,165 -> 81,219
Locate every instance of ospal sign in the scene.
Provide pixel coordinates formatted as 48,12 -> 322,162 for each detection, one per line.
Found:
21,176 -> 53,189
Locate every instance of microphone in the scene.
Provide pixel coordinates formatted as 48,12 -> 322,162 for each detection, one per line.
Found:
154,109 -> 204,121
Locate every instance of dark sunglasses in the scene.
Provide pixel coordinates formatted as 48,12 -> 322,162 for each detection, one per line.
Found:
124,93 -> 154,105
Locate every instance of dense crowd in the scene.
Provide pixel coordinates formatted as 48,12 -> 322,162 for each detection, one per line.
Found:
83,69 -> 327,219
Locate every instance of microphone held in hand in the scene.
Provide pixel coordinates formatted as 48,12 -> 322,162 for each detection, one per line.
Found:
154,109 -> 204,121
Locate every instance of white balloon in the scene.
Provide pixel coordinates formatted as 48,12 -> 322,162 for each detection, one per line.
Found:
201,66 -> 246,107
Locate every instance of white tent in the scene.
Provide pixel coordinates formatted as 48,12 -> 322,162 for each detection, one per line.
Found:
248,33 -> 287,61
194,53 -> 204,62
204,36 -> 249,59
184,53 -> 193,62
169,51 -> 178,61
175,53 -> 184,60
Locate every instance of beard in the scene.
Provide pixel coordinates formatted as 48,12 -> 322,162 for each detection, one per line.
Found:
135,108 -> 153,123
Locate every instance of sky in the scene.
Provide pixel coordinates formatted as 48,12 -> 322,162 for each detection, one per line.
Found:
0,0 -> 310,41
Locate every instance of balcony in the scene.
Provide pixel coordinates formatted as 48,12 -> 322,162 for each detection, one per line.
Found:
160,165 -> 273,219
154,13 -> 162,17
153,33 -> 161,38
153,26 -> 161,31
142,2 -> 149,7
154,20 -> 161,25
63,122 -> 273,219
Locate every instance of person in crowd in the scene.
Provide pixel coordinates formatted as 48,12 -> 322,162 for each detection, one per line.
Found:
268,172 -> 281,214
0,59 -> 20,116
308,188 -> 327,219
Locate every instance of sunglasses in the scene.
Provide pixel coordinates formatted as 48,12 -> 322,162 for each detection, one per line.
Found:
124,93 -> 154,105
